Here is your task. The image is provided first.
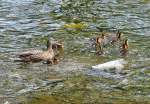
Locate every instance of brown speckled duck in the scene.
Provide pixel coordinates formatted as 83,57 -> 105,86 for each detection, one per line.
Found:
94,31 -> 123,55
18,39 -> 57,64
103,31 -> 122,44
95,33 -> 105,45
95,34 -> 105,55
120,39 -> 128,56
95,31 -> 122,46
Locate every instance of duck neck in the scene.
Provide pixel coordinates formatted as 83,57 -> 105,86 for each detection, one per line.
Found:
48,45 -> 53,52
117,32 -> 121,40
122,44 -> 128,51
47,40 -> 53,52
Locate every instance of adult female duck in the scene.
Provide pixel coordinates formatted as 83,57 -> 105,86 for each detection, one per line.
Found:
18,39 -> 56,64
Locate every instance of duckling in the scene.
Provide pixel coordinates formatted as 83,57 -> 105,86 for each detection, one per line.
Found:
95,33 -> 105,55
95,33 -> 105,45
106,31 -> 122,44
94,31 -> 123,55
18,39 -> 55,64
120,39 -> 128,56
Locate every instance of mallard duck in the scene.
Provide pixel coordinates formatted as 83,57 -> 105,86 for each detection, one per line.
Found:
106,31 -> 122,44
120,39 -> 128,56
94,31 -> 123,55
18,39 -> 56,64
95,33 -> 105,45
95,33 -> 105,55
95,31 -> 122,46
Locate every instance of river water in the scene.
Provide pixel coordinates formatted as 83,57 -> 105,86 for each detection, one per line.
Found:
0,0 -> 150,104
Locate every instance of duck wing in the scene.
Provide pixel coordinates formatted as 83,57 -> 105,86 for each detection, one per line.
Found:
17,50 -> 43,62
30,51 -> 54,61
19,49 -> 43,58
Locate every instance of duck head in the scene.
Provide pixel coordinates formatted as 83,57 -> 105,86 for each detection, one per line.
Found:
96,33 -> 105,44
52,40 -> 64,51
122,39 -> 128,50
120,39 -> 128,56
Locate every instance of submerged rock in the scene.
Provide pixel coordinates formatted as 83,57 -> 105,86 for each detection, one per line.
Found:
92,59 -> 127,73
